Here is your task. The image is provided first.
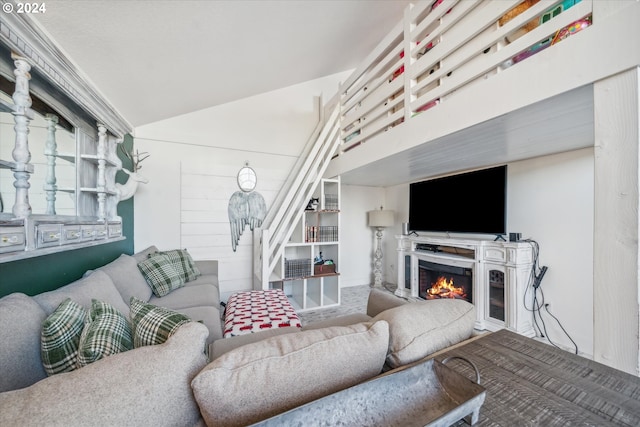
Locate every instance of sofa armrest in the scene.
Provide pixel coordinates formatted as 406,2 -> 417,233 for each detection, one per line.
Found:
366,289 -> 408,318
0,322 -> 209,426
195,260 -> 218,276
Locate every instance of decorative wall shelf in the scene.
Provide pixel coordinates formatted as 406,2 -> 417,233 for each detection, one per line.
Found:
0,14 -> 132,262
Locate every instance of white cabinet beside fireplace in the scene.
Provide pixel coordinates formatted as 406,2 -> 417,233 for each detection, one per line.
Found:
395,235 -> 535,337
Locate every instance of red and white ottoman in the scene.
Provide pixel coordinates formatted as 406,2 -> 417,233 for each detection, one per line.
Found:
223,289 -> 302,338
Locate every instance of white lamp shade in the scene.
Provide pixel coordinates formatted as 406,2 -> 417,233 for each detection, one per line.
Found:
368,209 -> 394,228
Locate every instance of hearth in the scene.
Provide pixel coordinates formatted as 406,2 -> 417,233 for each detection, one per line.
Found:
396,236 -> 536,336
419,260 -> 473,303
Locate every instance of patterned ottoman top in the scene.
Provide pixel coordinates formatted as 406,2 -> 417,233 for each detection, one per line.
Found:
223,289 -> 302,338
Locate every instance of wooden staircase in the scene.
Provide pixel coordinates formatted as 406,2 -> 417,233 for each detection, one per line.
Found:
252,94 -> 341,289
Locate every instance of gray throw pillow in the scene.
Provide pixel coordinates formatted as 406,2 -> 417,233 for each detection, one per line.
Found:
33,270 -> 129,316
97,254 -> 152,303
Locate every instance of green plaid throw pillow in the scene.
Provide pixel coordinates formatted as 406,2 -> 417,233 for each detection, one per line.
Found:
130,297 -> 192,347
137,253 -> 185,297
41,298 -> 87,376
77,299 -> 133,367
160,249 -> 200,282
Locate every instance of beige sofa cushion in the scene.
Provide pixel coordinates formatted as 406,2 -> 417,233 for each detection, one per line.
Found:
192,320 -> 389,427
209,326 -> 298,360
0,293 -> 48,392
372,299 -> 475,368
301,312 -> 372,330
366,288 -> 408,317
0,322 -> 209,427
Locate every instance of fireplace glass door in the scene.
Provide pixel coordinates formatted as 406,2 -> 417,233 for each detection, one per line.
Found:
488,268 -> 505,321
418,260 -> 472,303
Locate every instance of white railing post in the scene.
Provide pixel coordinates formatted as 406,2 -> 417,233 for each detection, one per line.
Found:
10,55 -> 34,219
404,2 -> 415,123
44,114 -> 59,215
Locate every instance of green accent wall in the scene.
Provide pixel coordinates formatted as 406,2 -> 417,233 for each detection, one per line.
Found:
0,135 -> 136,297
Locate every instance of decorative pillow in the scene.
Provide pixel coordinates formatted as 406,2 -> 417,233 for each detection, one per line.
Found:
160,249 -> 200,283
77,299 -> 133,367
191,321 -> 389,427
372,299 -> 476,369
137,253 -> 185,297
130,297 -> 192,347
40,298 -> 87,376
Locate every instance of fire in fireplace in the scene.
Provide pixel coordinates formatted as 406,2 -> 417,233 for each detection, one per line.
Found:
425,276 -> 468,299
419,260 -> 472,304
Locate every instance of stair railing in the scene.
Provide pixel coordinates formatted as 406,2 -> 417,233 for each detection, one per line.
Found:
254,93 -> 342,287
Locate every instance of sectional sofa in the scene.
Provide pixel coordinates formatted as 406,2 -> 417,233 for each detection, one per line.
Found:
0,245 -> 476,426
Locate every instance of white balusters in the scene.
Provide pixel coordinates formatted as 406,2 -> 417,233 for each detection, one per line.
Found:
96,123 -> 107,221
10,54 -> 35,219
43,114 -> 59,215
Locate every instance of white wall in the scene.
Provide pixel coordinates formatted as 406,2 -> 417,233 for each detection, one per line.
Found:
133,70 -> 350,299
383,148 -> 595,357
509,148 -> 594,357
339,185 -> 385,287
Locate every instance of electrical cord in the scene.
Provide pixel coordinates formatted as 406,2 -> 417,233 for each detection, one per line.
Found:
521,239 -> 578,354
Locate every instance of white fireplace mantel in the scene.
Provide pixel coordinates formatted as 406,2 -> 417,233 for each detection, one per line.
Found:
395,235 -> 535,336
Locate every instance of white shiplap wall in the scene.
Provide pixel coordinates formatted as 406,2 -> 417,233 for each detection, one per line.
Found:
133,71 -> 351,299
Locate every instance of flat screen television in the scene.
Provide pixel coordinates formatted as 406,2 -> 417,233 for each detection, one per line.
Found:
409,165 -> 507,235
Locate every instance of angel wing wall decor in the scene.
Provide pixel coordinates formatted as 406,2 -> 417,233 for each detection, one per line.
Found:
228,163 -> 267,252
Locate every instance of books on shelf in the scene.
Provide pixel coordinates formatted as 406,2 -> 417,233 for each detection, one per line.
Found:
324,194 -> 339,210
305,225 -> 338,242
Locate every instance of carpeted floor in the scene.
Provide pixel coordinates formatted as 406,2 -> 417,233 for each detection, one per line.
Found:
296,283 -> 397,326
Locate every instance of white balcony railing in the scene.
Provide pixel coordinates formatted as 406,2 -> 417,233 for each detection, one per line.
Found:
336,0 -> 593,155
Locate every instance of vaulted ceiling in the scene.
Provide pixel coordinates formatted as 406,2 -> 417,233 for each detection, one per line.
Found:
32,0 -> 411,128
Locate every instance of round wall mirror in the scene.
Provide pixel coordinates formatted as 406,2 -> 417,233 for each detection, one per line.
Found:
237,164 -> 257,192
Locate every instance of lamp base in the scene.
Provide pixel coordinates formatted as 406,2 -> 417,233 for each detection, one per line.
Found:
372,227 -> 384,288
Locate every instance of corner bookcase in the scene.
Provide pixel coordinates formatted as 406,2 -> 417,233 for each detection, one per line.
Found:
270,178 -> 341,312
